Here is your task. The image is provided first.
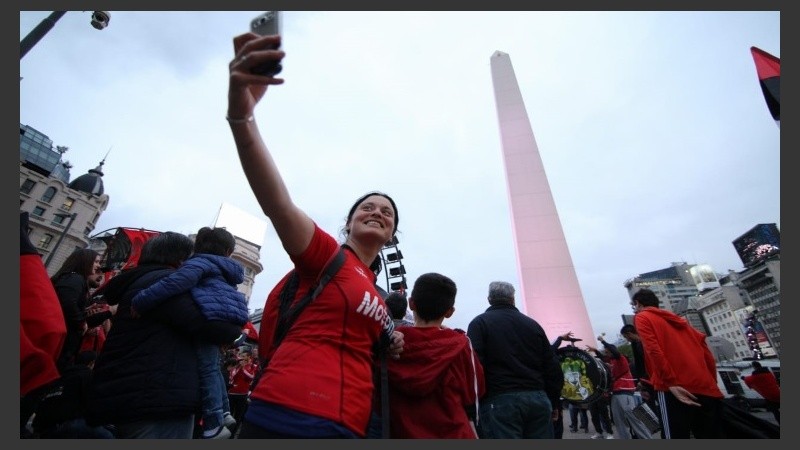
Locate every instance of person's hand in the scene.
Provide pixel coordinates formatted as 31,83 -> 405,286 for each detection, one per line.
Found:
388,330 -> 404,359
228,33 -> 285,120
551,408 -> 560,421
668,385 -> 701,407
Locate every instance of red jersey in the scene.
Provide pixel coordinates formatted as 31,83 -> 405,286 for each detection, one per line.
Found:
606,355 -> 636,393
228,361 -> 256,395
387,327 -> 485,438
250,225 -> 393,437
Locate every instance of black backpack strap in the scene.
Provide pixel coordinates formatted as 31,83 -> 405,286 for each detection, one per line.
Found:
273,247 -> 347,347
251,247 -> 347,392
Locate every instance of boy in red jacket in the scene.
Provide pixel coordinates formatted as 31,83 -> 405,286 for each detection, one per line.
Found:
387,273 -> 485,438
632,288 -> 724,439
742,361 -> 780,423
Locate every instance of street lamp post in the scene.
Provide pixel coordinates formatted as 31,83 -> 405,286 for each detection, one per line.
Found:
20,11 -> 67,60
20,11 -> 110,61
44,212 -> 78,269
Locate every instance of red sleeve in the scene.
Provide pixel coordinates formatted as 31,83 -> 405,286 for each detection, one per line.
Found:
20,255 -> 67,396
259,223 -> 339,362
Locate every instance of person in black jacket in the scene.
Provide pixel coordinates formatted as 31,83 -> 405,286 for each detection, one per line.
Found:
85,232 -> 242,439
50,248 -> 109,372
466,281 -> 564,439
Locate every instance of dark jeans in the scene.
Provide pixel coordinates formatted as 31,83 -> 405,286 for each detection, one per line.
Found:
569,403 -> 589,431
228,394 -> 249,436
197,343 -> 226,430
553,402 -> 564,439
238,420 -> 358,439
478,390 -> 553,439
114,416 -> 194,439
589,395 -> 613,434
37,418 -> 116,439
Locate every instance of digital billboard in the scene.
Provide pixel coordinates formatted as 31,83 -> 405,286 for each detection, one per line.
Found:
732,223 -> 780,268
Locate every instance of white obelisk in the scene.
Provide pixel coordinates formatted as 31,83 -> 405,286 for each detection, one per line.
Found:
490,50 -> 596,344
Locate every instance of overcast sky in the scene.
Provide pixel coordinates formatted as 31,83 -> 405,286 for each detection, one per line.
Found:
19,11 -> 780,340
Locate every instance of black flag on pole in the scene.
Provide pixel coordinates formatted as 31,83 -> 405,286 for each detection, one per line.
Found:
750,46 -> 780,128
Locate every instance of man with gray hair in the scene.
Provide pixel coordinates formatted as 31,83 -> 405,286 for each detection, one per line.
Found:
466,281 -> 564,439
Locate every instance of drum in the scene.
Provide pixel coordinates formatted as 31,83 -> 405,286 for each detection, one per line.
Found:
557,346 -> 612,405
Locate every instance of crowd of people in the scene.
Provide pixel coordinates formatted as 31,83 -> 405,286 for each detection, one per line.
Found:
20,28 -> 778,440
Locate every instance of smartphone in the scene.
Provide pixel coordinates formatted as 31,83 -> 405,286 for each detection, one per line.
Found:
249,11 -> 282,77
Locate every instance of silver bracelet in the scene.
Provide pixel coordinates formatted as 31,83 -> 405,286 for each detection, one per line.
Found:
226,115 -> 254,124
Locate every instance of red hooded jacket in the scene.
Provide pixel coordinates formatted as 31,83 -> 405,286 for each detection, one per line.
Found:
387,326 -> 485,438
743,370 -> 780,403
20,212 -> 67,397
634,307 -> 722,398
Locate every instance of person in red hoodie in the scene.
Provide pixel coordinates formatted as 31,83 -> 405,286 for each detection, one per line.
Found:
20,212 -> 67,438
631,288 -> 724,439
587,336 -> 638,438
742,361 -> 780,423
387,273 -> 485,438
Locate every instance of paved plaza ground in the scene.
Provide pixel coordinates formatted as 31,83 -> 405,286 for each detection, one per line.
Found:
560,406 -> 779,439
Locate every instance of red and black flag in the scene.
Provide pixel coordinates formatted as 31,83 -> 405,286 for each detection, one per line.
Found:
750,46 -> 780,127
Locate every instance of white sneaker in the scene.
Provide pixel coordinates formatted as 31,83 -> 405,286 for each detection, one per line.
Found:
202,426 -> 232,439
590,433 -> 604,439
605,435 -> 615,439
223,413 -> 237,429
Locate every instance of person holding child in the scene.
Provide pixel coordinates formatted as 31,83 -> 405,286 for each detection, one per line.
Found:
130,226 -> 248,439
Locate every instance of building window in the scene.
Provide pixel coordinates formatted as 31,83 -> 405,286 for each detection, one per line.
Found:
53,214 -> 67,225
20,179 -> 36,194
61,197 -> 75,211
41,186 -> 57,203
32,206 -> 46,217
38,233 -> 54,249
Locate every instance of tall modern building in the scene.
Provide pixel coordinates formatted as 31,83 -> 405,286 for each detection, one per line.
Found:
489,51 -> 596,344
623,262 -> 704,314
